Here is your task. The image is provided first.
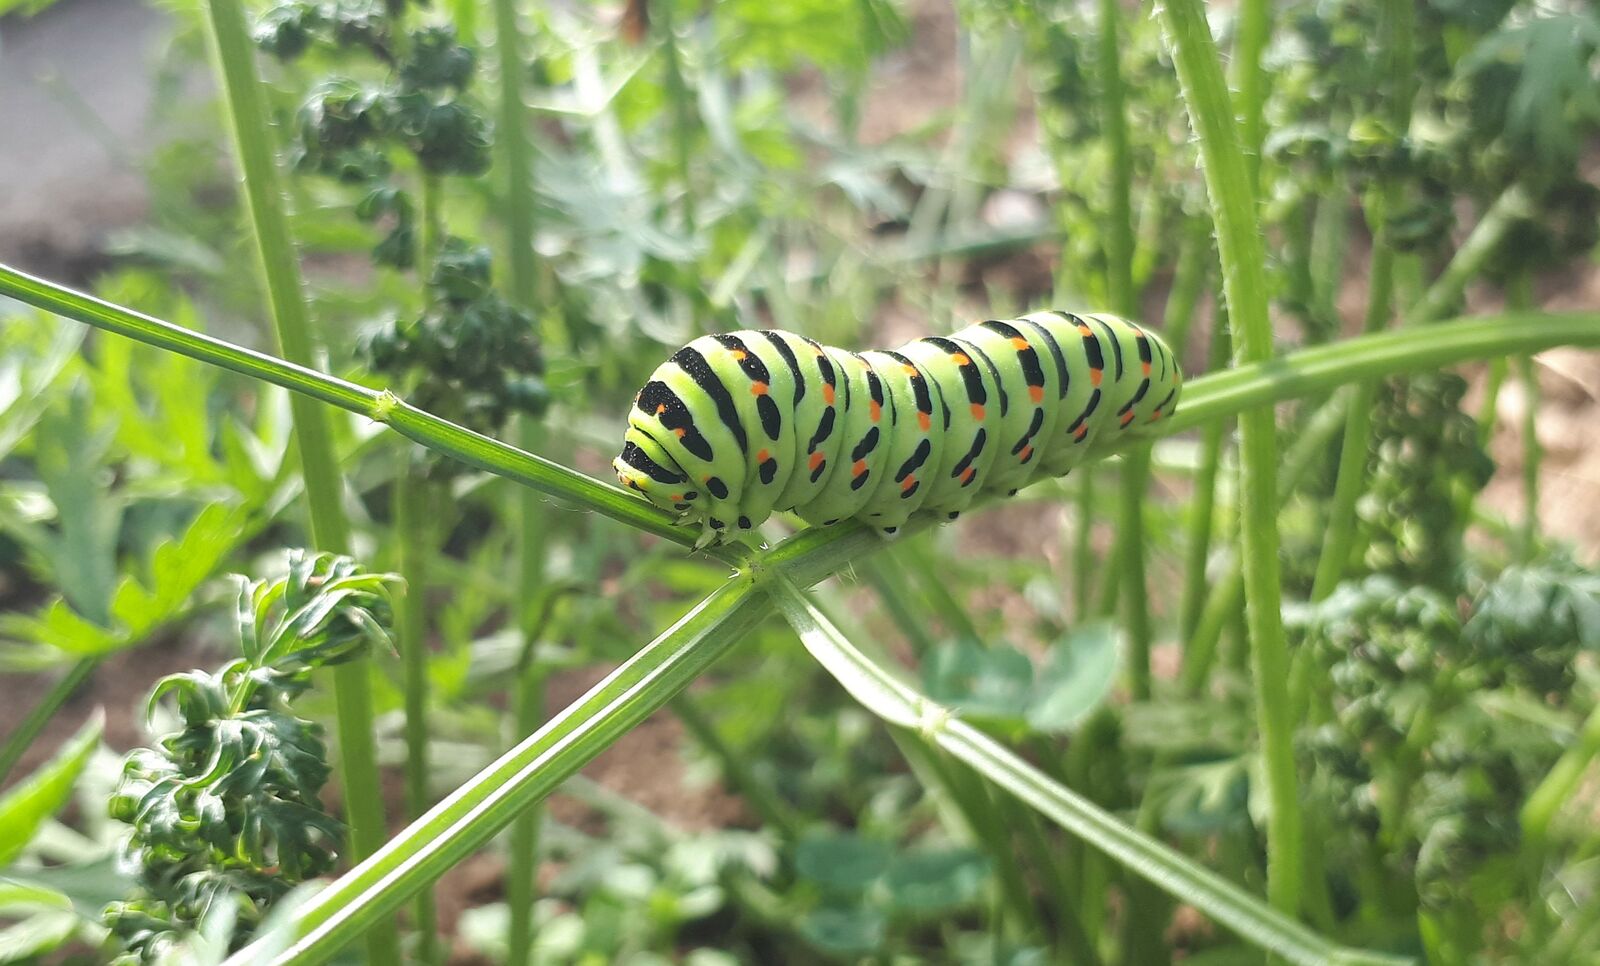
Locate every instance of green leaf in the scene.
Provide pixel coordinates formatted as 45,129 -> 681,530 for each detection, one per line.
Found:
920,623 -> 1119,735
0,712 -> 103,866
883,847 -> 989,914
794,832 -> 892,895
798,904 -> 886,956
30,392 -> 120,625
1028,623 -> 1120,732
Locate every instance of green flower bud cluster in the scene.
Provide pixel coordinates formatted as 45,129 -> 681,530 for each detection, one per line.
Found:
1357,374 -> 1493,591
103,552 -> 400,963
256,3 -> 492,268
362,239 -> 549,456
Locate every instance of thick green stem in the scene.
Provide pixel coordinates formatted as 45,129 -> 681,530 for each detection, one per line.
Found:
1161,0 -> 1301,915
394,467 -> 439,963
1231,0 -> 1271,186
197,3 -> 394,957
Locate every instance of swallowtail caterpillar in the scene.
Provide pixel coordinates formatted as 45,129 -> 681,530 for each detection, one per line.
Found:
615,311 -> 1182,547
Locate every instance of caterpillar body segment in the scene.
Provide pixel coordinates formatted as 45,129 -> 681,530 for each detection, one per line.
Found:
615,312 -> 1183,545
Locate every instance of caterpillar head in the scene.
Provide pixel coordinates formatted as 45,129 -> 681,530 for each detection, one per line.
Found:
614,427 -> 700,518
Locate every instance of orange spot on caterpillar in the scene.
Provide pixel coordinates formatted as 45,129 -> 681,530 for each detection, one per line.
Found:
903,364 -> 919,376
959,466 -> 976,484
1120,411 -> 1136,427
970,404 -> 985,421
1011,337 -> 1030,351
1074,425 -> 1088,441
1142,361 -> 1152,376
901,475 -> 918,493
869,400 -> 881,422
852,459 -> 867,477
655,404 -> 667,415
822,384 -> 836,404
809,451 -> 826,471
1078,324 -> 1094,336
951,352 -> 971,366
1019,444 -> 1034,462
917,412 -> 931,431
1028,386 -> 1044,403
730,349 -> 747,360
751,382 -> 769,396
674,428 -> 686,438
757,448 -> 770,461
669,493 -> 682,502
1090,368 -> 1103,387
1150,410 -> 1163,422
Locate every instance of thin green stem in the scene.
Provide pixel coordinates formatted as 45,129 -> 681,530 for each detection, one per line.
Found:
1161,0 -> 1301,914
1522,699 -> 1600,846
1507,273 -> 1540,559
1310,0 -> 1411,604
1094,0 -> 1152,697
393,466 -> 439,964
1309,209 -> 1395,601
0,658 -> 97,786
1072,472 -> 1096,615
656,0 -> 697,230
1179,321 -> 1229,642
1516,353 -> 1540,559
1403,185 -> 1534,327
197,4 -> 393,958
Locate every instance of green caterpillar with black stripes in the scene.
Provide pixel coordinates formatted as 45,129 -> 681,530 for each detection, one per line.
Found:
615,311 -> 1182,547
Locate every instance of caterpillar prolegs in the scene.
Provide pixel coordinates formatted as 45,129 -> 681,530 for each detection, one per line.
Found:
615,311 -> 1182,547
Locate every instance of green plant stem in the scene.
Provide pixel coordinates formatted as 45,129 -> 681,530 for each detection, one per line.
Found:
1231,0 -> 1272,186
1477,358 -> 1509,446
773,579 -> 1408,966
1309,216 -> 1395,601
196,4 -> 394,958
1310,0 -> 1412,602
1404,185 -> 1534,327
493,1 -> 550,957
1093,0 -> 1152,698
1179,321 -> 1230,641
1072,472 -> 1096,615
656,0 -> 697,230
1516,353 -> 1540,558
1522,699 -> 1600,845
9,263 -> 1596,516
1506,272 -> 1540,559
1179,392 -> 1351,695
506,640 -> 544,966
0,658 -> 97,786
1160,0 -> 1301,915
393,466 -> 438,964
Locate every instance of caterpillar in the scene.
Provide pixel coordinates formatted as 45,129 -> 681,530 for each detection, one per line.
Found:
615,311 -> 1182,547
